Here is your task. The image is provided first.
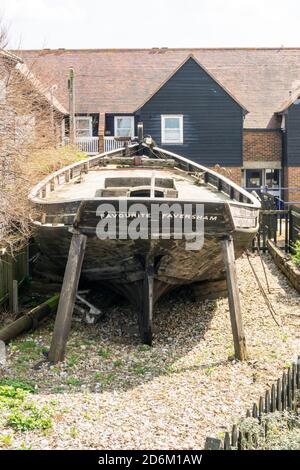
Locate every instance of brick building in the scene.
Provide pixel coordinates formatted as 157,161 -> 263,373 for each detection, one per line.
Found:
13,47 -> 300,202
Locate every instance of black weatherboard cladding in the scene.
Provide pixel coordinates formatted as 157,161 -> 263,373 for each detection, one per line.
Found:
135,57 -> 244,167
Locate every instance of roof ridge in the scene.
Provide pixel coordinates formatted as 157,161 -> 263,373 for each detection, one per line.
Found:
12,47 -> 300,53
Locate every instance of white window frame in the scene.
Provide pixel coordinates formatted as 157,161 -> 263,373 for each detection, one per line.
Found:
161,114 -> 183,144
114,116 -> 134,138
75,116 -> 93,138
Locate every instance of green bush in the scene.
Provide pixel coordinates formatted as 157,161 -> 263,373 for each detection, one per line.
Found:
7,407 -> 52,432
237,411 -> 300,450
292,240 -> 300,268
0,379 -> 35,394
0,385 -> 52,432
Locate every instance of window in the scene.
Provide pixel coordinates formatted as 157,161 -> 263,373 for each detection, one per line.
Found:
265,169 -> 280,189
15,115 -> 35,144
244,168 -> 281,197
245,169 -> 262,189
75,116 -> 92,138
161,115 -> 183,144
114,116 -> 134,137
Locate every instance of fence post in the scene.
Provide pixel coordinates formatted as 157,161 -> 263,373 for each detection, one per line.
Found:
7,257 -> 15,313
12,280 -> 18,315
285,208 -> 290,253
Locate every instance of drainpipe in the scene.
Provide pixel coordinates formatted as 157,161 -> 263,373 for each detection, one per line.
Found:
49,84 -> 58,147
68,68 -> 75,145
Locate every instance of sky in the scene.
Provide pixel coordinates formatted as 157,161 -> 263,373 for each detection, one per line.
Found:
1,0 -> 300,49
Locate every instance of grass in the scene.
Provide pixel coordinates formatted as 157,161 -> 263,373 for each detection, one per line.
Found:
203,366 -> 215,376
66,354 -> 79,368
27,146 -> 87,183
16,341 -> 36,351
65,376 -> 82,387
0,434 -> 13,448
138,345 -> 151,353
94,372 -> 114,385
51,387 -> 65,394
129,364 -> 148,375
70,426 -> 78,439
97,348 -> 111,359
112,359 -> 122,367
0,379 -> 35,394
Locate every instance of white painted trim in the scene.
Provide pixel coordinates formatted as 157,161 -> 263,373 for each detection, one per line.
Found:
243,161 -> 282,170
161,114 -> 183,144
114,115 -> 134,138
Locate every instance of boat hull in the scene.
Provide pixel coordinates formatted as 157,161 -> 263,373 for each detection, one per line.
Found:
33,223 -> 255,306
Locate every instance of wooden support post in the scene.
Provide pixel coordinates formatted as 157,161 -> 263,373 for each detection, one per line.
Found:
221,235 -> 248,361
12,280 -> 18,315
7,258 -> 15,313
48,232 -> 87,363
139,258 -> 154,346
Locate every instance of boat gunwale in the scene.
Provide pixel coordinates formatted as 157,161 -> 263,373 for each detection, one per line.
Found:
29,142 -> 261,211
149,145 -> 261,209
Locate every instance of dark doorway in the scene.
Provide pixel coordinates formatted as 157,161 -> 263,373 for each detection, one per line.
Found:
245,169 -> 263,190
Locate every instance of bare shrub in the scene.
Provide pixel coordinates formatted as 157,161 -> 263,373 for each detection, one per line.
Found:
0,21 -> 80,254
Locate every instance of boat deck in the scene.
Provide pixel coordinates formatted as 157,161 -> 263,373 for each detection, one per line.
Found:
45,166 -> 231,203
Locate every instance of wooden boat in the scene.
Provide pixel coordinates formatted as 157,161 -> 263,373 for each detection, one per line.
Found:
29,138 -> 260,345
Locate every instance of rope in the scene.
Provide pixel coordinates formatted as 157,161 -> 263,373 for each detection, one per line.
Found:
257,241 -> 271,294
246,250 -> 281,327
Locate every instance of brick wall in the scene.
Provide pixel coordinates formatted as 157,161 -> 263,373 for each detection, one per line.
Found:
211,165 -> 242,185
243,130 -> 282,162
98,112 -> 105,153
283,167 -> 300,203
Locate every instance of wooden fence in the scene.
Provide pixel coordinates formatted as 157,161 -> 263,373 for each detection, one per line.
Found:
0,247 -> 29,310
205,356 -> 300,450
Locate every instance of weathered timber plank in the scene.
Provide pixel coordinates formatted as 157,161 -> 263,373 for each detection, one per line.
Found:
48,232 -> 87,363
221,235 -> 248,361
138,258 -> 154,346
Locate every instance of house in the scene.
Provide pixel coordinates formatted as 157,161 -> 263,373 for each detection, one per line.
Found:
0,49 -> 67,152
14,47 -> 300,202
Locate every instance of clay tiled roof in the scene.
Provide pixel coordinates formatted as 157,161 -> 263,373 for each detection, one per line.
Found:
0,49 -> 22,62
16,62 -> 67,115
13,48 -> 300,128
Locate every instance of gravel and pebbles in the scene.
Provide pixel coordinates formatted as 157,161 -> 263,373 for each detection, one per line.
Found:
0,253 -> 300,449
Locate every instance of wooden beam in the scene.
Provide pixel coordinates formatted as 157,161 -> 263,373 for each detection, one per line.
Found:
0,294 -> 60,344
220,235 -> 248,361
138,258 -> 154,346
48,232 -> 87,363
